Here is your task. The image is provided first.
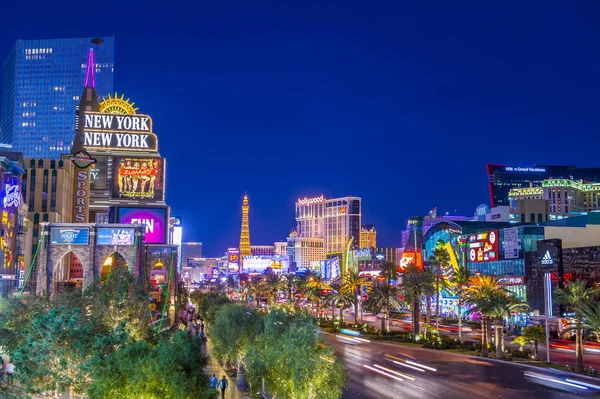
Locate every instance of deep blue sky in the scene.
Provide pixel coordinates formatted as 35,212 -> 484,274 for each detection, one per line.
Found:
1,1 -> 599,256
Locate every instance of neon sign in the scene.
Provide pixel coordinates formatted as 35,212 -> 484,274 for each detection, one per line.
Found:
3,184 -> 20,208
505,166 -> 546,173
297,195 -> 324,205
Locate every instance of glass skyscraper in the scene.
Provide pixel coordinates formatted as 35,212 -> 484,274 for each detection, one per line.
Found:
1,37 -> 114,159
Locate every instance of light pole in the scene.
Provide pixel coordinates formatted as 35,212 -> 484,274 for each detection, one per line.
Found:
544,271 -> 552,363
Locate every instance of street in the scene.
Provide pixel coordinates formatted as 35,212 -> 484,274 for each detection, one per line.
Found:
322,333 -> 596,399
331,310 -> 600,370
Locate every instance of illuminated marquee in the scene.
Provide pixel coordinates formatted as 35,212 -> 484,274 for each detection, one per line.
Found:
3,184 -> 20,208
83,112 -> 158,152
297,195 -> 324,205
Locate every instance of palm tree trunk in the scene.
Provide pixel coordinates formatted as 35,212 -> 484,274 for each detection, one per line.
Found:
435,272 -> 440,333
481,317 -> 488,358
534,340 -> 539,360
576,327 -> 584,373
495,318 -> 504,360
354,300 -> 359,325
413,296 -> 420,337
486,316 -> 492,348
381,310 -> 386,333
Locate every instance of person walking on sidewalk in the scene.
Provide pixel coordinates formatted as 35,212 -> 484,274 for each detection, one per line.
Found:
209,373 -> 218,389
218,375 -> 229,398
5,360 -> 14,385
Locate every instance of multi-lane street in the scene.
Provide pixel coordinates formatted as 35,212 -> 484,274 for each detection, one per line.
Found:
323,333 -> 598,399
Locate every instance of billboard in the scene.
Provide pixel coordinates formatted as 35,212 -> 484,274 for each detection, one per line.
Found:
399,252 -> 423,269
112,157 -> 164,200
50,227 -> 90,245
96,227 -> 135,246
118,207 -> 167,244
147,246 -> 173,259
537,239 -> 562,271
468,230 -> 499,263
90,156 -> 107,189
503,227 -> 519,259
242,255 -> 289,274
228,248 -> 240,271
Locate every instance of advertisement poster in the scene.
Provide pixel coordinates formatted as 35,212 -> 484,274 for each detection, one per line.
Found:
118,207 -> 167,244
96,228 -> 135,246
50,228 -> 90,245
112,157 -> 164,200
468,230 -> 499,263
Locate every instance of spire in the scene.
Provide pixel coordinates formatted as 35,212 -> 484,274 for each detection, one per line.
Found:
84,47 -> 96,88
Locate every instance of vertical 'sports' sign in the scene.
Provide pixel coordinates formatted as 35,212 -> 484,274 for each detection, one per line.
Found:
69,151 -> 95,223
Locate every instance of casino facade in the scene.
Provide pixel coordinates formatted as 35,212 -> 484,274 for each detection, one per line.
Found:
30,48 -> 178,321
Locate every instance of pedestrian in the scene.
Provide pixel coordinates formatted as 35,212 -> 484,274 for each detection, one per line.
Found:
6,360 -> 14,385
209,373 -> 218,389
218,375 -> 229,398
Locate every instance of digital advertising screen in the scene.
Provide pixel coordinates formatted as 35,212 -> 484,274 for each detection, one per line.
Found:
50,227 -> 90,245
118,207 -> 167,244
468,230 -> 499,263
96,227 -> 135,246
112,157 -> 164,200
90,156 -> 107,189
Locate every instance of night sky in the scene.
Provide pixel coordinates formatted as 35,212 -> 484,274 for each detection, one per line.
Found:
1,2 -> 599,256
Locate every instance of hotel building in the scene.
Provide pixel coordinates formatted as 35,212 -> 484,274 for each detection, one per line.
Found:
295,194 -> 361,254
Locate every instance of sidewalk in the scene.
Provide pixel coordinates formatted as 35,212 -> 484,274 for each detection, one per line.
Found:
204,341 -> 251,399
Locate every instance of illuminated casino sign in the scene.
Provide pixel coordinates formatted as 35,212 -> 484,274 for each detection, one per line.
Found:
297,195 -> 324,205
83,112 -> 158,152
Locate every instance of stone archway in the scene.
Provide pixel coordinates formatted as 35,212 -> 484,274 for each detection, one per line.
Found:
99,252 -> 129,284
53,250 -> 85,295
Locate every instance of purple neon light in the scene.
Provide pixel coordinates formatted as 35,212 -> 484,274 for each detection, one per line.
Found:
84,48 -> 96,88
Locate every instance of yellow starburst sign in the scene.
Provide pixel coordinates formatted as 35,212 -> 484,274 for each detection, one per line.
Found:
99,93 -> 138,115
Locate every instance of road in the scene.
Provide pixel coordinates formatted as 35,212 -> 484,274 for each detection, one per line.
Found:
331,310 -> 600,370
323,333 -> 595,399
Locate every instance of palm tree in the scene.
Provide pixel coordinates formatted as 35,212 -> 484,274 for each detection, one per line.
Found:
363,285 -> 403,333
305,286 -> 326,317
282,273 -> 298,302
580,303 -> 600,343
450,265 -> 472,342
226,275 -> 236,298
419,264 -> 437,336
239,273 -> 250,301
430,241 -> 451,332
379,261 -> 398,287
555,280 -> 598,372
261,271 -> 284,306
487,293 -> 529,359
340,270 -> 369,324
325,287 -> 354,325
463,275 -> 508,358
400,264 -> 435,337
512,324 -> 546,360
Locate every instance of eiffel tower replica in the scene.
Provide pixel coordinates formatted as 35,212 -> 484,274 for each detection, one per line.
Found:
239,193 -> 252,259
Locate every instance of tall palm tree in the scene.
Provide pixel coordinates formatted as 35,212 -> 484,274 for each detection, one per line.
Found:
325,287 -> 354,325
363,285 -> 403,333
463,275 -> 508,358
305,286 -> 326,317
282,273 -> 298,302
400,264 -> 434,337
418,264 -> 437,336
450,265 -> 472,341
340,270 -> 369,324
487,293 -> 529,359
430,241 -> 451,332
379,261 -> 398,287
555,280 -> 598,372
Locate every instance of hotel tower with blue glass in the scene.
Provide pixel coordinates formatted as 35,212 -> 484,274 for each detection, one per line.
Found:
1,37 -> 114,159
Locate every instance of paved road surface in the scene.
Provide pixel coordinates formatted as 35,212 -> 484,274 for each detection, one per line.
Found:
323,333 -> 592,399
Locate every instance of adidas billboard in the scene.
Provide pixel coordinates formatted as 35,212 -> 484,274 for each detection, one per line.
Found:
537,239 -> 562,270
540,250 -> 553,265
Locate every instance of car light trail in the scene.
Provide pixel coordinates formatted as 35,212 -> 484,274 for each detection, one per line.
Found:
524,372 -> 588,390
392,360 -> 426,372
373,364 -> 415,380
565,379 -> 600,390
353,337 -> 370,343
406,360 -> 437,372
340,329 -> 360,336
362,364 -> 404,382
